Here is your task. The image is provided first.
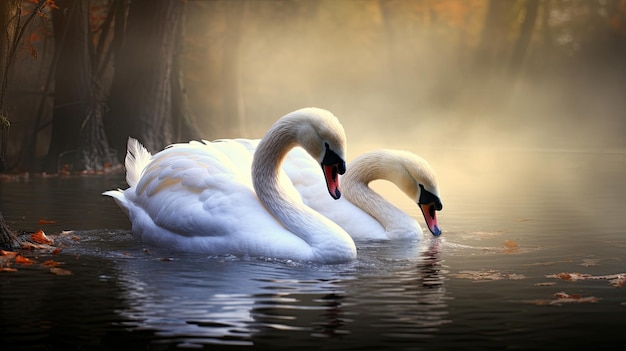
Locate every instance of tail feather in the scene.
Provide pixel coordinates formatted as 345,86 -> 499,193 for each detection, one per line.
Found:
125,137 -> 152,187
102,189 -> 129,216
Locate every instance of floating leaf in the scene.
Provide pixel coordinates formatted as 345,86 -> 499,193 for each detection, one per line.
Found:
525,291 -> 600,306
37,219 -> 56,225
0,250 -> 18,258
50,267 -> 72,276
15,255 -> 36,265
547,272 -> 626,287
43,259 -> 61,267
534,282 -> 557,286
503,240 -> 519,254
31,229 -> 54,245
0,267 -> 18,273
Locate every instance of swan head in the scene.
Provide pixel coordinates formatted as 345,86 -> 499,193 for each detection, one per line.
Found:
418,183 -> 443,236
382,150 -> 443,236
293,108 -> 347,200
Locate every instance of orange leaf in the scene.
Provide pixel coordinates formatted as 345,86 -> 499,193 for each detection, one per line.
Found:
503,240 -> 519,254
50,267 -> 72,276
0,250 -> 18,258
1,267 -> 18,273
37,219 -> 56,225
15,255 -> 36,265
31,229 -> 54,245
43,259 -> 61,267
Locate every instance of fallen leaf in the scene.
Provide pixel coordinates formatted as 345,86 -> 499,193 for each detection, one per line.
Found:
20,242 -> 55,250
0,267 -> 18,273
31,229 -> 54,245
43,259 -> 61,267
525,292 -> 600,306
37,219 -> 57,225
503,240 -> 520,254
50,267 -> 72,276
15,255 -> 36,265
0,250 -> 18,258
547,272 -> 626,287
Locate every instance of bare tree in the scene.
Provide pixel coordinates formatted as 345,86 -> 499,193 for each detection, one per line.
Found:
1,0 -> 46,246
42,0 -> 116,173
105,0 -> 198,157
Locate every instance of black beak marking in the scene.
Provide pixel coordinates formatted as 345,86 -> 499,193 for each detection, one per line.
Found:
419,184 -> 442,211
321,142 -> 346,174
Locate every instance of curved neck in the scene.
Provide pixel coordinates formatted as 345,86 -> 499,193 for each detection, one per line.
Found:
343,155 -> 421,238
251,120 -> 355,262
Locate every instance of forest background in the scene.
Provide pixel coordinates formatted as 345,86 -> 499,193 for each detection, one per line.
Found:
1,0 -> 626,176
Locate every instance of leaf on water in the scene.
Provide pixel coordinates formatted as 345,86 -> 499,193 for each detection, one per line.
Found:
43,259 -> 61,267
547,272 -> 626,287
15,255 -> 36,265
37,219 -> 56,225
31,229 -> 54,245
50,267 -> 72,276
0,250 -> 18,258
21,242 -> 55,251
0,267 -> 18,273
525,291 -> 600,306
534,282 -> 557,286
503,240 -> 520,254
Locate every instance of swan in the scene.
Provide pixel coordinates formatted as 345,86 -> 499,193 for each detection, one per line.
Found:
103,107 -> 357,263
282,148 -> 443,241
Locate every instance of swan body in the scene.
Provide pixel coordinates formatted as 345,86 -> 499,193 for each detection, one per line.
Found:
283,148 -> 443,241
104,108 -> 356,263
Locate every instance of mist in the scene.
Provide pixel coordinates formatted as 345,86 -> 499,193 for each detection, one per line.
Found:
182,0 -> 626,230
184,0 -> 626,153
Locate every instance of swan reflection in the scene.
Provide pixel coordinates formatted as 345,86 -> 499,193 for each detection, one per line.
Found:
110,238 -> 448,347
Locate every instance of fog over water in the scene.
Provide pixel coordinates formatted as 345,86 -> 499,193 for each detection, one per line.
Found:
185,1 -> 626,156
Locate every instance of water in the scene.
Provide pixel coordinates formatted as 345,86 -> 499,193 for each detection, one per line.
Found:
1,149 -> 625,350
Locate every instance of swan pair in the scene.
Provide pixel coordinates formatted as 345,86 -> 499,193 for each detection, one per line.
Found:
104,108 -> 442,263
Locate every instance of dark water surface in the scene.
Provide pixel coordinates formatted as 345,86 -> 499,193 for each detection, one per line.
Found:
1,149 -> 625,350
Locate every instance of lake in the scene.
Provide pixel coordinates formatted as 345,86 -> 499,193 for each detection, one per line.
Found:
1,148 -> 625,350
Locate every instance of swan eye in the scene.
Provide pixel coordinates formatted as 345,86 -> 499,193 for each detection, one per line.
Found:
418,184 -> 442,210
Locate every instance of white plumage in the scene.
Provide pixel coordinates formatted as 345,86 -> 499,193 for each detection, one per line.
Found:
104,108 -> 356,263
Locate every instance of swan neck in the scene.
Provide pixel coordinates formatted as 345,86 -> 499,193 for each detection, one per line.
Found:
343,154 -> 419,236
251,120 -> 355,262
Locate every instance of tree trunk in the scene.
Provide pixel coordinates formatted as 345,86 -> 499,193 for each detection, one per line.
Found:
105,0 -> 197,158
0,211 -> 16,249
44,0 -> 92,173
0,0 -> 21,116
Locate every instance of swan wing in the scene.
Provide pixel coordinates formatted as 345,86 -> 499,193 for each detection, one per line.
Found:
110,141 -> 312,257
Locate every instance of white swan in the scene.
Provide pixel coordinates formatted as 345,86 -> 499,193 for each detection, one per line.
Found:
103,108 -> 357,263
282,148 -> 442,241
